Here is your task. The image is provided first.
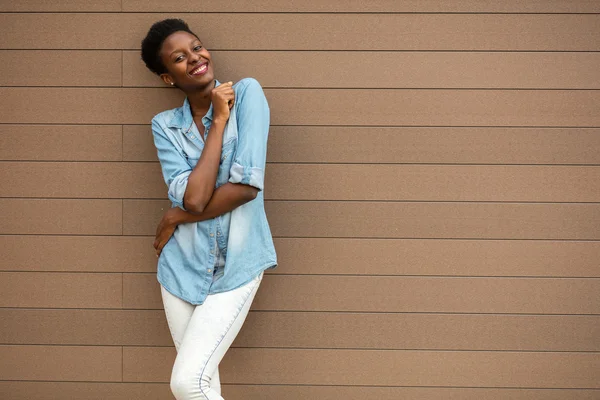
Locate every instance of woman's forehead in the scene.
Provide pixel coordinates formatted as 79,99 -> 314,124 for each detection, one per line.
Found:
161,31 -> 201,55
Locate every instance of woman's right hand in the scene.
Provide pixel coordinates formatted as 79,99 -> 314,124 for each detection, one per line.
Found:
211,81 -> 235,125
154,208 -> 180,257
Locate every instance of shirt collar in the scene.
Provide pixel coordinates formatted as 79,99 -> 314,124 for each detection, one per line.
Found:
167,79 -> 221,130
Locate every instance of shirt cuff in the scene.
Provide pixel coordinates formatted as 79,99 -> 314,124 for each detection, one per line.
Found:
168,171 -> 191,210
228,162 -> 264,191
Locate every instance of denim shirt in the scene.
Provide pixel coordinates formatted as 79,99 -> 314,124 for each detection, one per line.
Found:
152,77 -> 277,305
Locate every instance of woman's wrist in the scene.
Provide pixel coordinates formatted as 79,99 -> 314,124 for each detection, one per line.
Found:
166,207 -> 186,226
210,117 -> 228,130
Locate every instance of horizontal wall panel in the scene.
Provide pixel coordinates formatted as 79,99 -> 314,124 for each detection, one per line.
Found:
4,383 -> 598,400
0,309 -> 170,346
4,308 -> 597,351
266,89 -> 600,127
237,313 -> 600,351
123,200 -> 600,239
0,0 -> 121,11
4,235 -> 598,278
0,345 -> 121,381
272,238 -> 600,277
0,162 -> 164,198
0,50 -> 121,86
123,272 -> 160,310
1,382 -> 597,400
124,347 -> 600,388
125,51 -> 600,89
229,386 -> 600,400
253,276 -> 600,314
124,274 -> 600,314
122,200 -> 168,236
266,201 -> 600,240
0,272 -> 122,308
123,0 -> 600,13
267,127 -> 600,164
3,88 -> 599,126
122,125 -> 153,161
0,88 -> 181,125
1,14 -> 599,51
0,382 -> 170,400
124,125 -> 600,165
0,199 -> 122,235
0,125 -> 122,161
265,164 -> 600,202
123,346 -> 175,382
0,235 -> 155,272
4,162 -> 599,202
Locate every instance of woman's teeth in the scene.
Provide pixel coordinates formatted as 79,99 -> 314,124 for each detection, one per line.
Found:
191,64 -> 207,75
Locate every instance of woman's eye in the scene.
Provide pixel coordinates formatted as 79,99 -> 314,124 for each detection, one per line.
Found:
175,56 -> 183,62
194,45 -> 202,51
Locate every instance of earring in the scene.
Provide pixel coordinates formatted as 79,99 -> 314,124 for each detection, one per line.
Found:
170,82 -> 174,86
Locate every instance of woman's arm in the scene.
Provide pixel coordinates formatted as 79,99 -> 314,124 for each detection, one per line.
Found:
176,183 -> 257,224
181,118 -> 225,213
183,82 -> 235,213
154,182 -> 258,255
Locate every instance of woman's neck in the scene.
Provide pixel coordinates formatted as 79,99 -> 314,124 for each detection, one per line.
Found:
186,79 -> 216,118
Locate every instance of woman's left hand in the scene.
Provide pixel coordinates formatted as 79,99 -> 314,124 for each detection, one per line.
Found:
154,209 -> 178,257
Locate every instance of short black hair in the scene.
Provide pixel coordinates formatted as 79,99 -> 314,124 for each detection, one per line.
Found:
141,18 -> 199,75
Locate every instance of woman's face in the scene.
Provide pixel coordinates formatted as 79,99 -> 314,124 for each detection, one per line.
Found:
159,30 -> 215,91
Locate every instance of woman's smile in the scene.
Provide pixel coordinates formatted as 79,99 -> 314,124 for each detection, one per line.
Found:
189,61 -> 209,76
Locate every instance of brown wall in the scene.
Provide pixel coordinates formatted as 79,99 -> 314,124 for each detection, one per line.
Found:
1,1 -> 600,399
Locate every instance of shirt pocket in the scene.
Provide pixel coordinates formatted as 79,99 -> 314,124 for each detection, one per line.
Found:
183,154 -> 199,168
181,137 -> 236,184
181,143 -> 202,168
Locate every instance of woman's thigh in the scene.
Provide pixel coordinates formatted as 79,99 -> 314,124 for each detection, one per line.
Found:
160,285 -> 195,350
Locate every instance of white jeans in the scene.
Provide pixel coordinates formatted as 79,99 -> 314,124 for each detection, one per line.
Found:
160,272 -> 263,400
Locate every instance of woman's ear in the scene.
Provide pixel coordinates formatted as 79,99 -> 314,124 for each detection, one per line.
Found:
160,73 -> 174,86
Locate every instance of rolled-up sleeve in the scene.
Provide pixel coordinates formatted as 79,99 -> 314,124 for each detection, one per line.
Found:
152,117 -> 192,210
228,78 -> 270,191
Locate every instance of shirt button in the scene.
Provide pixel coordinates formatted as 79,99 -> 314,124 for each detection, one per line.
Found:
207,269 -> 212,273
210,250 -> 214,254
210,233 -> 214,237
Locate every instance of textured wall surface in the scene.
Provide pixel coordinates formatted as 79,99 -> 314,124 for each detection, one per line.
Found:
1,1 -> 599,399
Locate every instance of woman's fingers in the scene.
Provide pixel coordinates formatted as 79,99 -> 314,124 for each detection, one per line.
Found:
213,81 -> 233,92
211,83 -> 235,120
154,223 -> 176,257
155,238 -> 166,256
213,82 -> 234,97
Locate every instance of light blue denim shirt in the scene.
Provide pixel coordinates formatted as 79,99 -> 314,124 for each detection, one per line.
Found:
151,77 -> 277,305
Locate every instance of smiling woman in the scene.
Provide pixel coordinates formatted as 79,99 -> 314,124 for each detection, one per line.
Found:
140,19 -> 277,400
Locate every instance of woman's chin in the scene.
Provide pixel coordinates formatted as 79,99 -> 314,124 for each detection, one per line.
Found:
177,76 -> 214,92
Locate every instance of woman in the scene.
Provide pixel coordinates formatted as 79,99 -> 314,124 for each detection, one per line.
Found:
140,19 -> 277,400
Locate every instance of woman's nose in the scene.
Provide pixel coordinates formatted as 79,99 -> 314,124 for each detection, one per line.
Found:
189,53 -> 200,63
